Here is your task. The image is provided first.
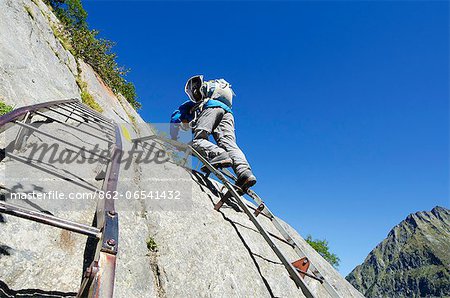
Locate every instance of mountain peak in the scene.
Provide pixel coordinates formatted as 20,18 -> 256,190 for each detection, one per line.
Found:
346,206 -> 450,297
431,205 -> 450,218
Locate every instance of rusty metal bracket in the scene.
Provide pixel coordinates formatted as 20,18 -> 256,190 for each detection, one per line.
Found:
77,261 -> 100,298
214,190 -> 232,211
292,257 -> 310,279
292,257 -> 324,282
253,203 -> 265,217
101,210 -> 119,254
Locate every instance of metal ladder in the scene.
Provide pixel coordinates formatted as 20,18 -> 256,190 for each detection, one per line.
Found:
132,135 -> 341,298
216,167 -> 340,298
0,99 -> 121,297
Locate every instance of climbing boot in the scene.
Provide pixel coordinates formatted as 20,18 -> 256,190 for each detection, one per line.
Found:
201,151 -> 233,172
236,169 -> 257,190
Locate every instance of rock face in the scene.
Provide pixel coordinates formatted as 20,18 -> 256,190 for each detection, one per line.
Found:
346,206 -> 450,298
0,0 -> 79,107
0,0 -> 142,126
0,0 -> 363,297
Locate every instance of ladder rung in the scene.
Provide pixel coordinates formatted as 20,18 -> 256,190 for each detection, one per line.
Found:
0,201 -> 101,238
5,152 -> 100,193
33,111 -> 113,144
45,106 -> 115,136
253,203 -> 265,217
295,268 -> 324,282
56,104 -> 115,130
62,102 -> 113,125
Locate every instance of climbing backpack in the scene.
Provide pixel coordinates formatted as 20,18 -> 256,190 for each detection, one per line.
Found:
184,75 -> 235,128
185,75 -> 235,107
203,78 -> 235,109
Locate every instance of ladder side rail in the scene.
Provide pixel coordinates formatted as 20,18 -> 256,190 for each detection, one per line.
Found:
189,145 -> 316,298
78,124 -> 122,298
220,174 -> 341,298
245,192 -> 341,297
0,99 -> 79,134
233,178 -> 341,297
13,111 -> 31,150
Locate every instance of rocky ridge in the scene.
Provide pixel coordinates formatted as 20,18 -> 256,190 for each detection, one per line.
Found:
346,206 -> 450,297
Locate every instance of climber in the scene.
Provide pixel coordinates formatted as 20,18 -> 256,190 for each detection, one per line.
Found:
170,75 -> 257,190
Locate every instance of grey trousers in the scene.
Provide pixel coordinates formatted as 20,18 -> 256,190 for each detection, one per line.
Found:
192,108 -> 251,177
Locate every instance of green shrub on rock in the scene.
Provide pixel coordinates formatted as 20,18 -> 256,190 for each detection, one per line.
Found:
45,0 -> 140,109
0,101 -> 14,116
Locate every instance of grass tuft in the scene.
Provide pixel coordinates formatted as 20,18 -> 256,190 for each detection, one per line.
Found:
146,237 -> 158,252
0,101 -> 14,116
50,24 -> 74,54
81,90 -> 102,113
126,111 -> 137,128
76,75 -> 103,113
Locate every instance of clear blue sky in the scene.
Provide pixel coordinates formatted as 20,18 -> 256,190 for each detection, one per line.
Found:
84,1 -> 449,275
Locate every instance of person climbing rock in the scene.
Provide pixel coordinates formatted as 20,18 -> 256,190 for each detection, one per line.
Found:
170,75 -> 257,190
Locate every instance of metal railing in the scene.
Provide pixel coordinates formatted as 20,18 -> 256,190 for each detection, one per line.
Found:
0,99 -> 121,297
